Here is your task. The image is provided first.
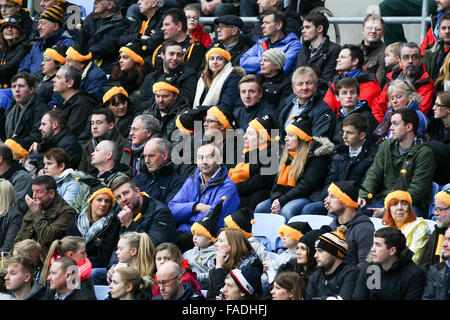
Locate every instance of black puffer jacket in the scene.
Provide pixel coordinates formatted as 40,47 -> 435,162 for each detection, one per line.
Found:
0,39 -> 31,87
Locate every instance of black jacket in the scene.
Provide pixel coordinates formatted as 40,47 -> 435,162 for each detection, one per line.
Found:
77,13 -> 130,74
261,71 -> 293,113
78,127 -> 130,175
306,262 -> 359,300
427,118 -> 450,186
208,37 -> 251,67
137,65 -> 198,113
132,161 -> 185,205
278,91 -> 336,140
295,36 -> 341,83
271,141 -> 330,206
0,161 -> 32,214
233,100 -> 278,131
321,139 -> 377,200
423,261 -> 449,300
4,94 -> 49,145
116,193 -> 176,248
143,95 -> 191,140
66,212 -> 121,268
153,282 -> 205,300
33,71 -> 56,104
41,278 -> 97,300
0,39 -> 31,87
420,225 -> 449,273
118,10 -> 164,46
58,91 -> 97,141
38,127 -> 83,169
352,249 -> 427,300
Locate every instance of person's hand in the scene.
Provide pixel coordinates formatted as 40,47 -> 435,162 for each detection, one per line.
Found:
271,199 -> 281,214
216,252 -> 229,269
194,203 -> 211,213
28,142 -> 38,154
117,205 -> 134,228
312,136 -> 335,156
25,194 -> 41,212
106,266 -> 115,285
358,197 -> 367,208
200,0 -> 212,15
368,207 -> 385,218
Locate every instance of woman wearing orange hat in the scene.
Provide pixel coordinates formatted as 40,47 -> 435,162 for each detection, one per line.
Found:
254,116 -> 330,221
102,86 -> 135,139
382,189 -> 430,264
193,47 -> 245,110
108,41 -> 145,104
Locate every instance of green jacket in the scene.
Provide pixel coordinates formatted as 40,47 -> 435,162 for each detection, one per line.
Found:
71,164 -> 131,213
359,135 -> 436,212
13,194 -> 77,262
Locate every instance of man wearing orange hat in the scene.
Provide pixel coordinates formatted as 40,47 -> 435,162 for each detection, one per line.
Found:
143,81 -> 190,140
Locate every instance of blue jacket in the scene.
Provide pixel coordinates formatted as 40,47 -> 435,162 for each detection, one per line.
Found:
168,165 -> 240,233
240,33 -> 302,76
18,30 -> 74,75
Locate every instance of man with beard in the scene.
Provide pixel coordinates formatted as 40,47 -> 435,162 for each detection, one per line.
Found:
112,176 -> 176,247
168,143 -> 240,252
424,13 -> 450,80
29,110 -> 82,169
305,230 -> 359,300
371,42 -> 435,123
136,41 -> 197,112
143,82 -> 190,140
420,189 -> 450,272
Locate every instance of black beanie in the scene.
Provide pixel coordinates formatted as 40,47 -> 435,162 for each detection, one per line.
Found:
224,207 -> 255,238
278,221 -> 312,242
286,115 -> 313,142
190,196 -> 226,242
327,180 -> 360,208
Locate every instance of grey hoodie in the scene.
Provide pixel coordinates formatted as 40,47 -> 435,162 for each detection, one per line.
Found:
183,245 -> 216,289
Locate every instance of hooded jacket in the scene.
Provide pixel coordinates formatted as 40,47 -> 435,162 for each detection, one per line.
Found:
329,211 -> 375,267
183,245 -> 216,289
353,249 -> 427,300
371,64 -> 435,123
168,164 -> 240,233
323,68 -> 382,113
24,279 -> 47,300
133,161 -> 185,205
359,135 -> 436,213
240,32 -> 302,76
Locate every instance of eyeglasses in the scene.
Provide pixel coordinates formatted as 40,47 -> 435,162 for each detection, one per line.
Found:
401,54 -> 421,61
204,119 -> 221,124
155,274 -> 180,287
435,206 -> 450,213
434,103 -> 447,108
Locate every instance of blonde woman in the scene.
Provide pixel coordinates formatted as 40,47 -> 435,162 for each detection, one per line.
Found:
0,179 -> 21,253
434,52 -> 450,92
254,116 -> 331,220
193,47 -> 245,110
108,266 -> 152,300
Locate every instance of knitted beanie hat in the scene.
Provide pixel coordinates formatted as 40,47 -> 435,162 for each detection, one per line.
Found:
286,115 -> 313,143
229,265 -> 262,297
248,114 -> 280,142
152,81 -> 179,95
39,5 -> 64,26
43,45 -> 67,65
4,137 -> 30,159
207,105 -> 236,129
120,41 -> 147,65
262,48 -> 286,71
176,108 -> 206,135
435,189 -> 450,206
103,86 -> 128,104
224,207 -> 255,238
191,196 -> 226,242
278,221 -> 312,242
327,180 -> 360,208
315,230 -> 348,259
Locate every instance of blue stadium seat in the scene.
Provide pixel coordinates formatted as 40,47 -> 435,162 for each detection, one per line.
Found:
428,182 -> 441,219
94,285 -> 110,300
288,215 -> 333,230
252,213 -> 286,252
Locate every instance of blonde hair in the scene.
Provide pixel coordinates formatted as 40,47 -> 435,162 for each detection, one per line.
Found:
387,79 -> 422,107
115,266 -> 153,295
13,239 -> 41,262
120,232 -> 155,280
277,138 -> 311,182
40,236 -> 85,283
385,42 -> 401,57
0,179 -> 16,217
436,52 -> 450,87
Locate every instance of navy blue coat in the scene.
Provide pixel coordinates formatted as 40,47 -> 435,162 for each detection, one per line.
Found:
133,162 -> 185,205
233,100 -> 278,131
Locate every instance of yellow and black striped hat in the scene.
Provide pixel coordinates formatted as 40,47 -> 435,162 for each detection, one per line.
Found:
39,5 -> 64,26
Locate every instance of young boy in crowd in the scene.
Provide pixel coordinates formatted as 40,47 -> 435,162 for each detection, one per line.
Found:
382,42 -> 401,87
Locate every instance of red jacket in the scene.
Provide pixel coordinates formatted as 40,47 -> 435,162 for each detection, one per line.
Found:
190,24 -> 212,49
371,64 -> 434,123
420,27 -> 436,55
323,68 -> 382,113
